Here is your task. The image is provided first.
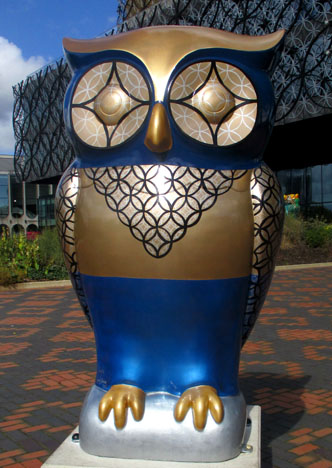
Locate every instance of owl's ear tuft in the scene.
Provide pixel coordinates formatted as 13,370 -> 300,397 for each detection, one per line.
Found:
63,38 -> 95,72
259,30 -> 286,73
63,39 -> 80,72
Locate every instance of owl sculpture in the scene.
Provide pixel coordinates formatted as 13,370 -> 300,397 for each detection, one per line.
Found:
56,26 -> 285,463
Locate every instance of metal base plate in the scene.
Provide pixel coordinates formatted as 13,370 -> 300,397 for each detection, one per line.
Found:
42,406 -> 260,468
79,385 -> 247,462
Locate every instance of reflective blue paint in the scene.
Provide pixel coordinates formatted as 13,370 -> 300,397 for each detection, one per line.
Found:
80,274 -> 250,396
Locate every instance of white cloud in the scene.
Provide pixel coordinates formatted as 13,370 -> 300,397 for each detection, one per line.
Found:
0,37 -> 46,155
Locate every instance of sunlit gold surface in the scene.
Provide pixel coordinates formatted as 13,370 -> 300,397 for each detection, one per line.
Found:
193,82 -> 234,125
99,384 -> 145,429
75,168 -> 253,280
101,89 -> 122,114
55,166 -> 79,273
94,85 -> 129,125
144,103 -> 173,152
202,87 -> 227,112
64,27 -> 285,101
174,385 -> 224,431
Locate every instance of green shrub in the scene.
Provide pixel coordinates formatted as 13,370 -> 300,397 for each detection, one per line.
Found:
34,228 -> 68,280
282,213 -> 304,247
0,232 -> 39,275
37,229 -> 65,272
0,232 -> 37,285
303,218 -> 332,248
281,213 -> 332,251
0,228 -> 68,285
0,265 -> 25,286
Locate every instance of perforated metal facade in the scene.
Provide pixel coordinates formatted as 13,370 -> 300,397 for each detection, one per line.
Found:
13,0 -> 332,182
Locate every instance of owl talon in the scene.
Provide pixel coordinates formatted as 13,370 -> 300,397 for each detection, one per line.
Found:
174,385 -> 224,431
98,384 -> 145,429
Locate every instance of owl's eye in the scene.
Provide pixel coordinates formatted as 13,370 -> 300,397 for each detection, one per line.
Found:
192,83 -> 235,125
71,62 -> 150,148
169,61 -> 257,146
94,85 -> 130,126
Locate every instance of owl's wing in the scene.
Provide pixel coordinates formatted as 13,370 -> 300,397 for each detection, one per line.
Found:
55,165 -> 93,328
242,163 -> 284,346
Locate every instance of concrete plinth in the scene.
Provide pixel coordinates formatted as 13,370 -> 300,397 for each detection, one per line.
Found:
42,406 -> 260,468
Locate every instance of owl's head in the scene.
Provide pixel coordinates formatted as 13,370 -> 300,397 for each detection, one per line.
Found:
63,26 -> 285,170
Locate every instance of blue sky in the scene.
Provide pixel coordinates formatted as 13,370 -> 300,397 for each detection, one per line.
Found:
0,0 -> 119,154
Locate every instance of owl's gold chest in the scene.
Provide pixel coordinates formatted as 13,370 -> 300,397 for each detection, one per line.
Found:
74,166 -> 254,280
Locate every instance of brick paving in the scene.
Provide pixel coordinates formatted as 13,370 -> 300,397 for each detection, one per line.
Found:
0,266 -> 331,468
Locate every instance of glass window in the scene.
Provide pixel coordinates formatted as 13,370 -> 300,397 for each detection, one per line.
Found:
10,175 -> 23,218
38,196 -> 56,227
268,165 -> 332,213
277,168 -> 305,205
290,168 -> 304,196
0,175 -> 9,218
26,183 -> 37,219
52,183 -> 58,195
39,184 -> 51,197
311,165 -> 322,204
276,170 -> 291,194
322,164 -> 332,204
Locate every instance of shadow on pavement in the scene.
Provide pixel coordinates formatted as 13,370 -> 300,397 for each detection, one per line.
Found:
240,372 -> 311,468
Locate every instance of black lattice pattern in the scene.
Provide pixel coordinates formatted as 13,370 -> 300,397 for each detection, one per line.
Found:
242,163 -> 284,345
13,59 -> 74,182
55,165 -> 78,273
55,165 -> 93,327
84,165 -> 247,258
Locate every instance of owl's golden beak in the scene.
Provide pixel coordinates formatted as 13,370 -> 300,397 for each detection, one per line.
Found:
144,103 -> 173,153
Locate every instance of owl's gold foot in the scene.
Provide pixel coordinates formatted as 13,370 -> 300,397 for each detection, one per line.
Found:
98,384 -> 145,430
174,385 -> 224,431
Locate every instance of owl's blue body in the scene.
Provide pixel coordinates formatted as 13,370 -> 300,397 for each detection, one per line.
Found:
82,275 -> 249,395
